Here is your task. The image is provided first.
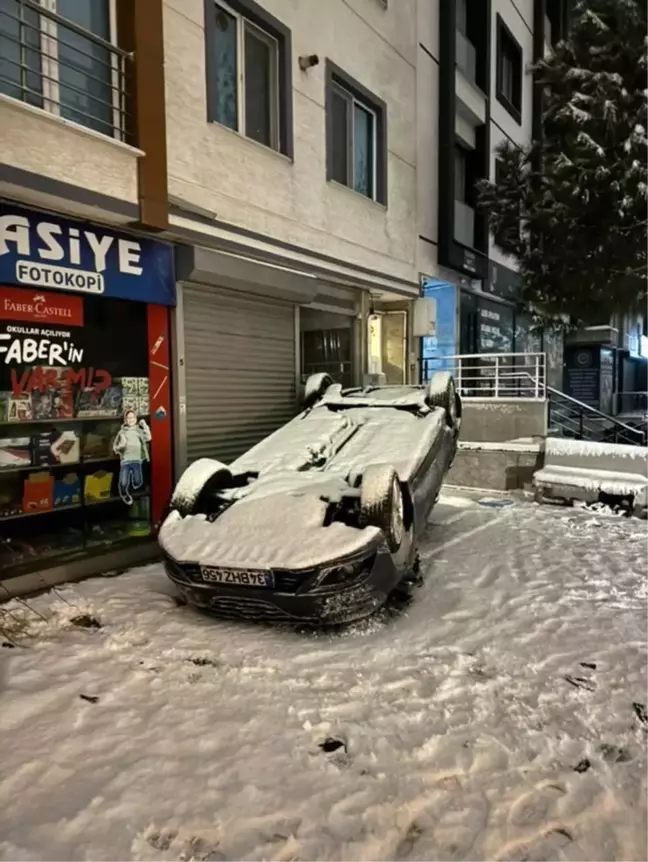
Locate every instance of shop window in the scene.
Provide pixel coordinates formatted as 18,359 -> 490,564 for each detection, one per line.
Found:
0,290 -> 157,580
300,307 -> 354,389
204,0 -> 293,157
0,0 -> 126,139
496,15 -> 522,125
326,60 -> 387,205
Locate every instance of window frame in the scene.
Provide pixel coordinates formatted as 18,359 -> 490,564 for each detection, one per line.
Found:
204,0 -> 293,159
495,15 -> 523,125
325,60 -> 387,206
330,79 -> 378,200
1,0 -> 122,139
494,157 -> 522,252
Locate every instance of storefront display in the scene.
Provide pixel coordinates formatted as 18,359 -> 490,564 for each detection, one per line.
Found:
0,203 -> 174,581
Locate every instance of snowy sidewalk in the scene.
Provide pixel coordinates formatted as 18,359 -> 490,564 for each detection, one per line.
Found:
0,494 -> 646,861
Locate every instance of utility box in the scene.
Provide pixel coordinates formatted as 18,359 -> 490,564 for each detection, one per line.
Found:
412,297 -> 437,337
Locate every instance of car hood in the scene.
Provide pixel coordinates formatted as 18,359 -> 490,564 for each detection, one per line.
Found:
159,480 -> 382,571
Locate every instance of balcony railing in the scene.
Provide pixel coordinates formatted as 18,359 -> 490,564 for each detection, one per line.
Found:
0,0 -> 132,141
456,29 -> 477,84
454,200 -> 475,248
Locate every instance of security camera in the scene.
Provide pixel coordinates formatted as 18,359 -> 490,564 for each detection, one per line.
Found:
299,54 -> 319,71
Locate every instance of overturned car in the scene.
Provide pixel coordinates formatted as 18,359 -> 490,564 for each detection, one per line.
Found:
160,372 -> 461,624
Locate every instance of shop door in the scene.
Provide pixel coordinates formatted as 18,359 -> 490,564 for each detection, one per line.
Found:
300,308 -> 354,387
183,285 -> 296,465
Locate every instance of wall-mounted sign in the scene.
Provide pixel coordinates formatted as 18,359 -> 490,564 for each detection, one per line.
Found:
1,285 -> 84,326
564,345 -> 601,406
477,298 -> 514,353
0,204 -> 176,306
420,279 -> 457,378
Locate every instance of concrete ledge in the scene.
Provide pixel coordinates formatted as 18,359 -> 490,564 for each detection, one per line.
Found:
460,400 -> 548,443
0,541 -> 160,599
448,441 -> 544,492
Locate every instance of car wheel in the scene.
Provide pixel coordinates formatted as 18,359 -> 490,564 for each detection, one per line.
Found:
304,372 -> 335,408
426,372 -> 459,428
360,464 -> 405,552
170,458 -> 232,517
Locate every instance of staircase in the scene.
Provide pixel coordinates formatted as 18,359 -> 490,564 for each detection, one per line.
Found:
547,387 -> 647,447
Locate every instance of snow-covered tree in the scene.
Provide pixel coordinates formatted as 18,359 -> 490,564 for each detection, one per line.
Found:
477,0 -> 647,323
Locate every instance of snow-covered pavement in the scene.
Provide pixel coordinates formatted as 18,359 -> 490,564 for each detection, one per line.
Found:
0,494 -> 646,861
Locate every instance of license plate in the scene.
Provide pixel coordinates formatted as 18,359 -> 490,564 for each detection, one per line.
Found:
200,567 -> 274,588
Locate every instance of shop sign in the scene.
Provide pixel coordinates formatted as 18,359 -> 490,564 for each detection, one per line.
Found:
477,299 -> 514,353
564,346 -> 600,406
0,285 -> 84,326
0,204 -> 175,306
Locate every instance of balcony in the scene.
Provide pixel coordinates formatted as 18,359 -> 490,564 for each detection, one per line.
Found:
454,200 -> 475,248
455,30 -> 486,130
456,30 -> 477,84
0,0 -> 140,220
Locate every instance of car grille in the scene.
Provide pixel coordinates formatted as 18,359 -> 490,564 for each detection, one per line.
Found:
204,596 -> 317,624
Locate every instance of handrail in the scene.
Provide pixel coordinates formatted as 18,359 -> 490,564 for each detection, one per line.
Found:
8,0 -> 133,59
546,385 -> 643,435
500,370 -> 646,443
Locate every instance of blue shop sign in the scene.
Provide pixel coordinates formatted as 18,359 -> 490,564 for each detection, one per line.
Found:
0,204 -> 175,306
420,278 -> 457,380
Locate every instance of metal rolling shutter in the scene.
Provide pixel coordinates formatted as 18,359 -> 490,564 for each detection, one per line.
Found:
183,284 -> 296,465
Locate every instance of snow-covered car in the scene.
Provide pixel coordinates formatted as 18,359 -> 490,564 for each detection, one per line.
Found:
160,372 -> 461,624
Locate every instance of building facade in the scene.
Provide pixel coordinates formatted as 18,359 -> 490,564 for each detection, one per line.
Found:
0,0 -> 177,592
0,0 -> 426,591
417,0 -> 570,381
162,0 -> 423,473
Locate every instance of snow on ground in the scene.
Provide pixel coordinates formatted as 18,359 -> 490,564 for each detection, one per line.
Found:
0,495 -> 646,862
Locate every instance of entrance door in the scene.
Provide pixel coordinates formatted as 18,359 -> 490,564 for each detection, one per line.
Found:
381,311 -> 407,384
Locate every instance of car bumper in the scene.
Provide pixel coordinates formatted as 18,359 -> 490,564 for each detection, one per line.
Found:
164,547 -> 404,625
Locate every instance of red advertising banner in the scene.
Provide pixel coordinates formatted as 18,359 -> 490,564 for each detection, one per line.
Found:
147,304 -> 173,528
0,285 -> 84,326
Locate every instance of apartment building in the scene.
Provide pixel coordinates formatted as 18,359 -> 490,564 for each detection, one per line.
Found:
417,0 -> 570,385
0,0 -> 424,592
163,0 -> 422,473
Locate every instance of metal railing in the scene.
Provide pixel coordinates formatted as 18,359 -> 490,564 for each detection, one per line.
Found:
616,391 -> 648,416
548,387 -> 646,446
420,352 -> 547,400
0,0 -> 132,141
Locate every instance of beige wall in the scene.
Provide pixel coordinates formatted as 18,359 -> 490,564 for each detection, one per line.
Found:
0,94 -> 140,210
163,0 -> 417,285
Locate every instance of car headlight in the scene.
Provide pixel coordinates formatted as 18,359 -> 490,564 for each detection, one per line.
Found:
312,558 -> 370,590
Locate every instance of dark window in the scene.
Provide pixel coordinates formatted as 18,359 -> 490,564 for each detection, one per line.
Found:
494,158 -> 521,251
205,0 -> 293,157
496,15 -> 522,124
325,60 -> 387,205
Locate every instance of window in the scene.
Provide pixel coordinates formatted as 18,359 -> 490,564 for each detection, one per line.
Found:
205,0 -> 292,156
454,148 -> 467,202
0,0 -> 127,139
325,60 -> 387,205
494,158 -> 521,251
0,288 -> 158,581
496,15 -> 522,124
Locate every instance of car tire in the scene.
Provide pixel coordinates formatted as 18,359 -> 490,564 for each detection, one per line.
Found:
426,372 -> 459,428
170,458 -> 232,517
360,464 -> 405,552
304,372 -> 335,408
